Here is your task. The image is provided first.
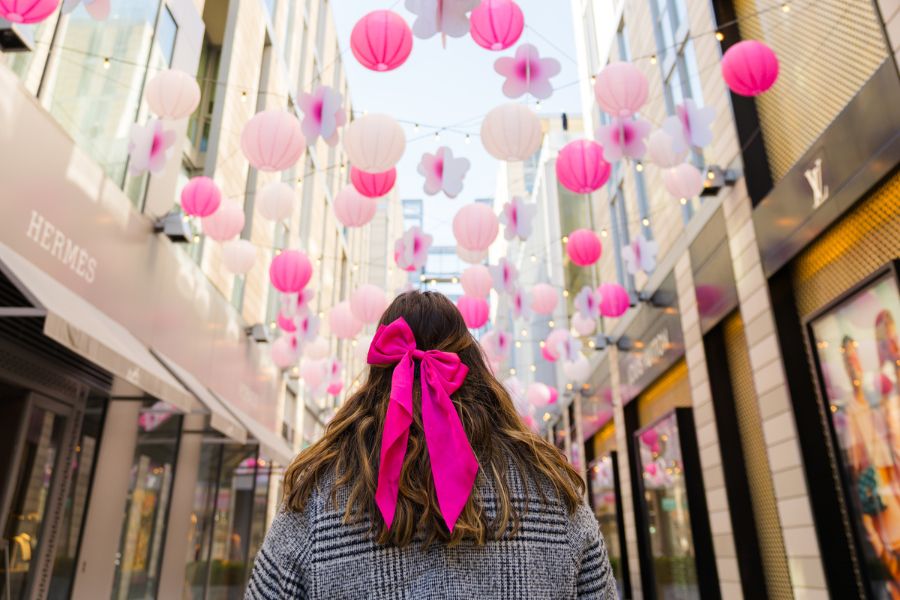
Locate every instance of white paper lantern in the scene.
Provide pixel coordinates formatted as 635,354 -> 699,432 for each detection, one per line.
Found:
221,239 -> 256,274
343,113 -> 406,172
304,336 -> 330,360
457,246 -> 489,265
571,312 -> 596,337
481,103 -> 542,161
257,181 -> 294,222
563,354 -> 591,382
647,129 -> 688,168
663,163 -> 704,200
145,69 -> 201,120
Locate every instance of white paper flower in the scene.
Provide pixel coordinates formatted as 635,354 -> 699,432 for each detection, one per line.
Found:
490,257 -> 519,295
298,85 -> 346,146
621,233 -> 659,276
418,146 -> 470,198
405,0 -> 479,43
499,196 -> 537,241
128,119 -> 176,175
662,99 -> 716,155
494,43 -> 561,100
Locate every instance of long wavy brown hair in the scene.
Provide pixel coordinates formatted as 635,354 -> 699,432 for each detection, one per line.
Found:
283,290 -> 584,546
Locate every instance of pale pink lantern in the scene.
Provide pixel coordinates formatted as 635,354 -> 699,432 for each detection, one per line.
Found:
343,114 -> 406,173
469,0 -> 524,51
333,186 -> 377,227
269,250 -> 313,293
461,265 -> 493,298
329,301 -> 363,339
663,163 -> 704,201
0,0 -> 59,23
350,284 -> 388,324
526,382 -> 551,407
547,386 -> 559,405
457,246 -> 488,265
481,103 -> 542,161
594,62 -> 648,118
240,109 -> 306,172
566,229 -> 602,266
556,140 -> 611,194
257,181 -> 294,222
453,203 -> 499,251
221,239 -> 256,274
271,336 -> 299,370
301,359 -> 328,389
457,295 -> 489,329
180,176 -> 221,217
350,10 -> 413,72
571,312 -> 596,337
201,203 -> 244,242
350,166 -> 397,198
721,40 -> 779,97
530,283 -> 558,316
598,282 -> 630,318
145,69 -> 201,120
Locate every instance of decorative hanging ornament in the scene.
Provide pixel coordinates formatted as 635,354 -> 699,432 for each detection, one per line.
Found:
598,282 -> 629,318
300,358 -> 329,391
181,176 -> 221,218
405,0 -> 479,46
201,203 -> 244,242
295,313 -> 320,345
350,284 -> 388,324
571,312 -> 596,337
128,119 -> 175,175
556,140 -> 611,194
457,246 -> 488,265
241,109 -> 306,172
304,336 -> 330,360
418,146 -> 470,197
0,0 -> 59,23
574,285 -> 602,319
662,99 -> 715,155
453,203 -> 499,251
490,257 -> 518,295
566,229 -> 602,266
469,0 -> 524,51
594,62 -> 649,118
394,226 -> 433,272
461,265 -> 493,298
343,113 -> 406,173
530,283 -> 558,316
527,382 -> 552,407
271,335 -> 300,370
145,69 -> 201,120
646,128 -> 688,168
350,10 -> 414,71
511,288 -> 531,321
481,329 -> 511,362
457,295 -> 490,329
563,353 -> 591,381
269,250 -> 313,293
664,163 -> 704,201
721,40 -> 779,97
221,239 -> 256,274
499,196 -> 536,241
594,117 -> 652,163
329,301 -> 364,339
277,313 -> 297,333
542,329 -> 572,362
622,233 -> 659,276
481,103 -> 542,161
334,186 -> 377,227
62,0 -> 108,19
298,85 -> 346,146
257,181 -> 294,222
494,43 -> 561,100
350,166 -> 397,198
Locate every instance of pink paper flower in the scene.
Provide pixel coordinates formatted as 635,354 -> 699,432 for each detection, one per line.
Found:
298,85 -> 345,147
417,146 -> 470,198
494,43 -> 561,100
511,288 -> 531,321
394,226 -> 433,272
490,257 -> 518,295
574,285 -> 602,319
621,233 -> 659,276
405,0 -> 479,43
128,119 -> 176,175
481,329 -> 511,361
595,117 -> 652,162
662,99 -> 715,155
499,196 -> 536,241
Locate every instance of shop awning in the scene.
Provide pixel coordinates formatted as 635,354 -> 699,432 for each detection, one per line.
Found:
214,391 -> 296,466
0,243 -> 195,412
153,350 -> 248,445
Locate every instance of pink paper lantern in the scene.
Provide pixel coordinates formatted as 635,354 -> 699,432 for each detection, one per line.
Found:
566,229 -> 602,266
457,295 -> 489,329
721,40 -> 779,97
329,301 -> 363,339
271,336 -> 299,369
461,265 -> 492,298
180,176 -> 221,217
221,239 -> 256,274
350,284 -> 388,324
269,250 -> 312,293
350,166 -> 397,198
333,186 -> 377,227
350,10 -> 413,72
0,0 -> 59,23
663,163 -> 704,200
542,329 -> 570,362
571,312 -> 596,337
277,313 -> 296,332
145,69 -> 201,120
547,386 -> 559,405
453,203 -> 499,251
593,62 -> 649,118
526,382 -> 552,407
598,282 -> 629,318
241,109 -> 306,172
201,203 -> 244,242
301,359 -> 328,389
469,0 -> 524,51
481,103 -> 542,161
327,381 -> 344,396
530,283 -> 558,316
556,140 -> 611,194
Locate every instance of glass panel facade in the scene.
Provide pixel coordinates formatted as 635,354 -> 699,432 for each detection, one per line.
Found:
589,453 -> 624,594
184,442 -> 222,599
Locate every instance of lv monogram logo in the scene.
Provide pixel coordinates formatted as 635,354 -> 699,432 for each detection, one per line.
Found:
804,158 -> 829,209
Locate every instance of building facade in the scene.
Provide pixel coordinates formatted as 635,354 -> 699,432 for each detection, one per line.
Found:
569,0 -> 900,598
0,1 -> 398,598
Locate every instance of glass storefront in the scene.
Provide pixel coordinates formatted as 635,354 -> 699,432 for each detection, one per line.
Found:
588,451 -> 624,592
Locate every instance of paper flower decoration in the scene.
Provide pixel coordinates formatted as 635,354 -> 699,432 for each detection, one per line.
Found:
595,117 -> 652,162
494,43 -> 561,100
62,0 -> 109,19
621,233 -> 659,276
294,313 -> 320,345
574,285 -> 602,320
662,99 -> 715,155
298,85 -> 346,146
511,288 -> 531,321
490,257 -> 518,295
499,196 -> 536,241
128,119 -> 175,175
417,146 -> 470,197
394,226 -> 433,272
481,329 -> 511,362
405,0 -> 479,45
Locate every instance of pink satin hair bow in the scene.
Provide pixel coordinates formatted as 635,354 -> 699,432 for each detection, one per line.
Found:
367,317 -> 479,532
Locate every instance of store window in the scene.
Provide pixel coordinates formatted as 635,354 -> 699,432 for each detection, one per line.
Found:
282,388 -> 297,446
183,443 -> 221,599
588,451 -> 625,596
187,37 -> 221,158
